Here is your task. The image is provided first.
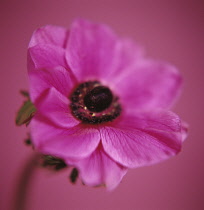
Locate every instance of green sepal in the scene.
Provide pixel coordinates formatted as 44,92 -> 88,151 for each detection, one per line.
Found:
42,155 -> 67,171
24,137 -> 32,145
16,98 -> 36,126
20,90 -> 30,98
69,168 -> 79,184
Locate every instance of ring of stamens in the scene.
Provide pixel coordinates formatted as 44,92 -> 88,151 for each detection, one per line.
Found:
70,81 -> 121,124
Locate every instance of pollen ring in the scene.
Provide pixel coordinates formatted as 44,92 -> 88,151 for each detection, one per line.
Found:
70,81 -> 121,124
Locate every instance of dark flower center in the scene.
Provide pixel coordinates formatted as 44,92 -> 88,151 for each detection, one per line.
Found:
84,86 -> 113,112
70,81 -> 121,124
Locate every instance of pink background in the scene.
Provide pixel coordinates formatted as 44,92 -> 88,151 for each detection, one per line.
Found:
1,0 -> 204,209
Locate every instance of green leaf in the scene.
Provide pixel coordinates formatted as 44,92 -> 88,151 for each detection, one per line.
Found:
16,100 -> 36,126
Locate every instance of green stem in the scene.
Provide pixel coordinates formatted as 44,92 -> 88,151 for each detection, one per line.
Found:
12,152 -> 40,210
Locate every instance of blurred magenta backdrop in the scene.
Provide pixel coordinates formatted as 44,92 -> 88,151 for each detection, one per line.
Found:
1,0 -> 204,210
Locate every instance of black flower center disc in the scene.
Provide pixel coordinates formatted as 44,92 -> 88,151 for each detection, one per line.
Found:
70,81 -> 121,124
84,86 -> 113,112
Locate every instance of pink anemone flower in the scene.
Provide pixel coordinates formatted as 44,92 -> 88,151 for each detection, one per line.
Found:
28,19 -> 187,190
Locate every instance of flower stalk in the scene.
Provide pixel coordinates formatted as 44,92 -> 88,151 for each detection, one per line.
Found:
12,153 -> 40,210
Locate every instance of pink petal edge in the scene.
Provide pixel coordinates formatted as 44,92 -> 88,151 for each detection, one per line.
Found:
67,145 -> 127,190
34,87 -> 79,128
100,110 -> 183,168
28,45 -> 67,71
30,117 -> 100,159
28,25 -> 68,48
66,19 -> 119,82
28,66 -> 74,102
112,59 -> 182,111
